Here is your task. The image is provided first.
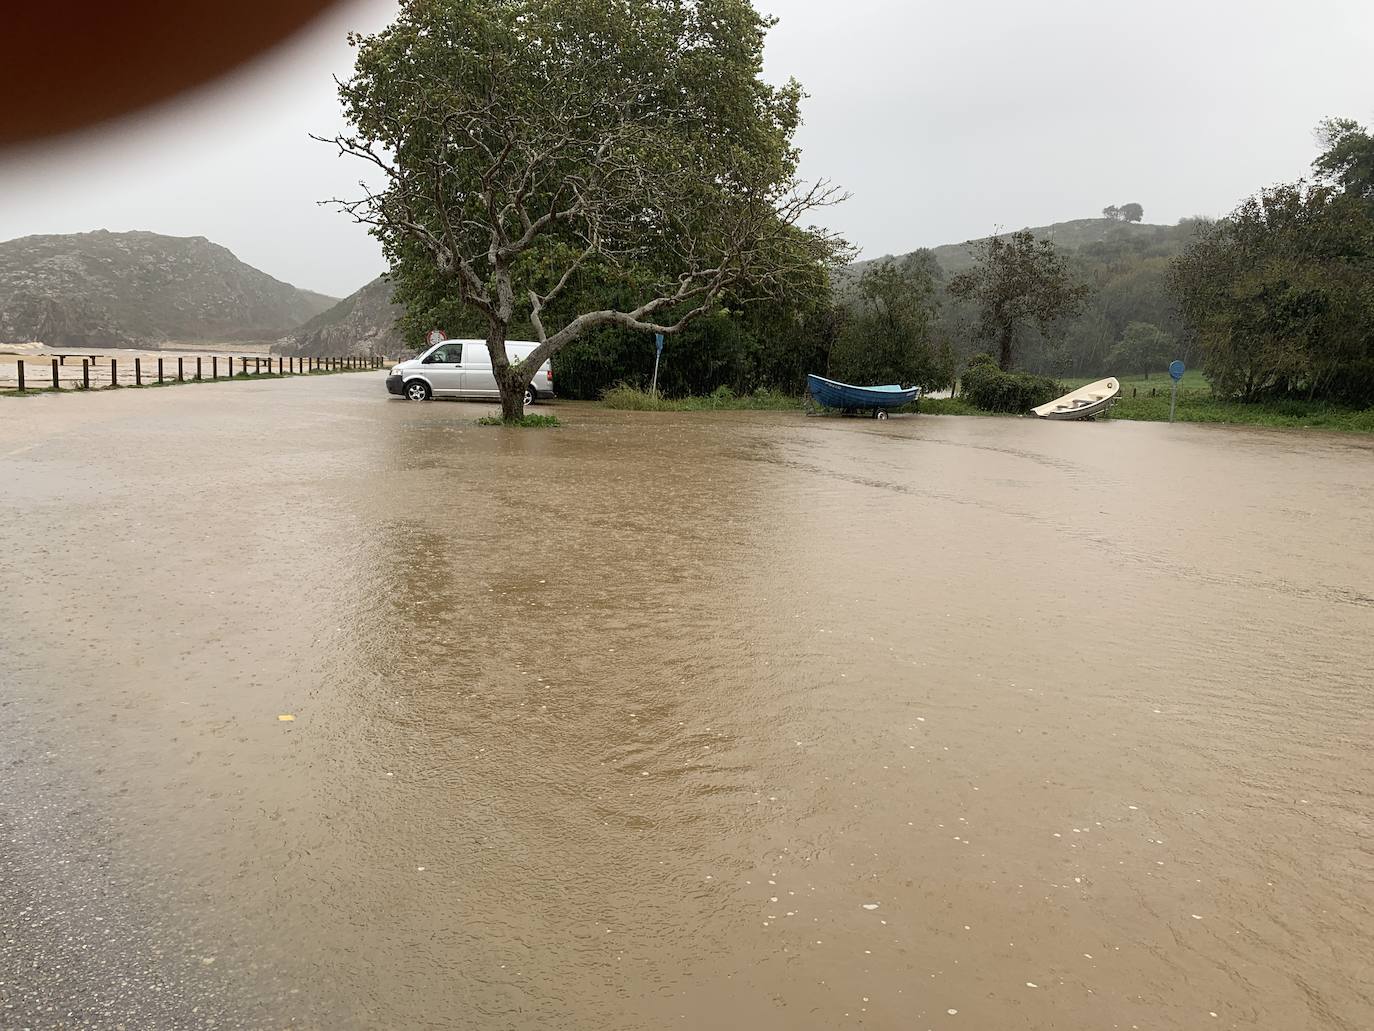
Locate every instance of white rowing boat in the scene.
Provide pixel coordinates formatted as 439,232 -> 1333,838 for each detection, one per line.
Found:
1032,377 -> 1121,420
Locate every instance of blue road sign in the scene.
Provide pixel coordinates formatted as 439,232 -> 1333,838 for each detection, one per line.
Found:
1169,360 -> 1185,381
655,333 -> 664,355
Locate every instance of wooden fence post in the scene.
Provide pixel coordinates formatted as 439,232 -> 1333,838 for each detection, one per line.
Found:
157,358 -> 164,383
16,359 -> 24,391
228,356 -> 234,377
177,357 -> 184,382
135,358 -> 142,386
196,357 -> 202,381
111,359 -> 117,387
51,358 -> 60,389
83,358 -> 90,390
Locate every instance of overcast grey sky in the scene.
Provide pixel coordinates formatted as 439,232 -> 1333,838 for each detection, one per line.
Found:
1,0 -> 1370,298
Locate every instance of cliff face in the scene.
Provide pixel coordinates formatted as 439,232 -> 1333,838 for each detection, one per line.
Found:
278,275 -> 407,357
0,230 -> 336,348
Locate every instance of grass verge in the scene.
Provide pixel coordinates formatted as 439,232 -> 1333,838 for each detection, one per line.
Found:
1107,393 -> 1374,431
600,385 -> 802,411
477,413 -> 562,427
918,397 -> 996,417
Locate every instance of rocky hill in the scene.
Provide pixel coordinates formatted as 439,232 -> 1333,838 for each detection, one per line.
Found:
0,230 -> 335,348
277,275 -> 406,357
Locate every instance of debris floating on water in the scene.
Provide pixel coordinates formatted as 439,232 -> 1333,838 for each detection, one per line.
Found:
277,714 -> 295,722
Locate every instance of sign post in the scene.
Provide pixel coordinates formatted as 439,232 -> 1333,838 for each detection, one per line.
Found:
1168,360 -> 1185,423
650,333 -> 665,398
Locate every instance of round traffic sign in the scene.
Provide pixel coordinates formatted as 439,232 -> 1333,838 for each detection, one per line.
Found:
426,329 -> 445,348
1169,360 -> 1185,381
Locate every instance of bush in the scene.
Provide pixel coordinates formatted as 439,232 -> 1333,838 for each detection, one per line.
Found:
960,362 -> 1063,413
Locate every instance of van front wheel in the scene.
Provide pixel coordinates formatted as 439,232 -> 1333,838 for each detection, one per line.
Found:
523,386 -> 536,406
405,380 -> 431,401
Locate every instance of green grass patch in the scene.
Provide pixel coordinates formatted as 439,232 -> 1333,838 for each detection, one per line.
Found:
600,385 -> 802,411
0,386 -> 63,397
1106,392 -> 1374,430
918,397 -> 1000,416
949,370 -> 1374,430
1063,370 -> 1212,393
477,413 -> 562,427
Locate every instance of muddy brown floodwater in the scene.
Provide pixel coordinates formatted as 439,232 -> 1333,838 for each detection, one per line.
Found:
1,374 -> 1372,1031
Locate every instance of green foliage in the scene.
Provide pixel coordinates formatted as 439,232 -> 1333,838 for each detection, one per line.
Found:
947,229 -> 1090,370
332,0 -> 847,417
600,384 -> 800,410
476,413 -> 561,427
1170,180 -> 1374,404
960,360 -> 1064,413
828,254 -> 945,389
549,289 -> 838,400
1313,118 -> 1374,201
1110,321 -> 1174,377
1104,203 -> 1144,223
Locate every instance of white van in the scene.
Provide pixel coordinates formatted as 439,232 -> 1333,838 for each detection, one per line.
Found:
386,339 -> 554,404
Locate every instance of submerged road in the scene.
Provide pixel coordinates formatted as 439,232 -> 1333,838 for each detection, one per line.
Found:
2,374 -> 1372,1029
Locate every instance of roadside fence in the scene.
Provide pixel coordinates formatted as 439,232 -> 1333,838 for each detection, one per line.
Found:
3,353 -> 388,393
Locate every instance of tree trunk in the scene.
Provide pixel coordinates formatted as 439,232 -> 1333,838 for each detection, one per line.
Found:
998,327 -> 1014,371
497,366 -> 525,421
484,323 -> 526,421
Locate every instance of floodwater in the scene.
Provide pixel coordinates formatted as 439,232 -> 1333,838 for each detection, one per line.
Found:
2,374 -> 1371,1030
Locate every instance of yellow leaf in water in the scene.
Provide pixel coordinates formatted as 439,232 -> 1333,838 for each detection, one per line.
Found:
278,714 -> 296,722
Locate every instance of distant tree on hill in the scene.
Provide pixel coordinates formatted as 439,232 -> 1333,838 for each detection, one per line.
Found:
948,230 -> 1090,370
1313,117 -> 1374,201
1103,203 -> 1144,222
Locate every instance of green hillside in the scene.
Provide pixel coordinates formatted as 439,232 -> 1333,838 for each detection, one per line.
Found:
850,217 -> 1197,279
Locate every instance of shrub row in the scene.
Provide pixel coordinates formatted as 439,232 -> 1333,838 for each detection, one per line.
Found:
960,357 -> 1064,413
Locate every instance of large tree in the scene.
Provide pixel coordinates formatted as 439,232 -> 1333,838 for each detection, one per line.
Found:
1313,118 -> 1374,202
323,0 -> 846,418
829,252 -> 944,390
1169,182 -> 1374,403
947,229 -> 1089,370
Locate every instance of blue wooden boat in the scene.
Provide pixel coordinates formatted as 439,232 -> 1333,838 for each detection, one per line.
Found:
807,374 -> 920,419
